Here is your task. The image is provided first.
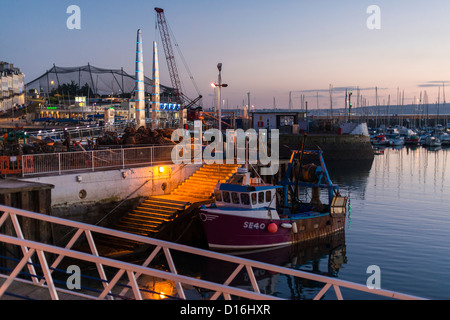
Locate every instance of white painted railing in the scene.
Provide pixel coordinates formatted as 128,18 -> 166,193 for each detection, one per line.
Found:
21,145 -> 176,177
0,205 -> 425,300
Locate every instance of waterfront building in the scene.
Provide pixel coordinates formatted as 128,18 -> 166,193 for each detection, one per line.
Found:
251,109 -> 307,134
0,61 -> 25,113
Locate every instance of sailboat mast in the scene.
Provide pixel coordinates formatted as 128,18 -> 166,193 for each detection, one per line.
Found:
437,86 -> 440,127
443,82 -> 446,127
329,84 -> 333,120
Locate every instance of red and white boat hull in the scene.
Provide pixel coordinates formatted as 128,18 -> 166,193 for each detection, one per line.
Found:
199,208 -> 345,251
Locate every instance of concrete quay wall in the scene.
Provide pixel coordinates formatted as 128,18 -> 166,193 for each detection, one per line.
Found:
20,164 -> 201,239
280,134 -> 375,161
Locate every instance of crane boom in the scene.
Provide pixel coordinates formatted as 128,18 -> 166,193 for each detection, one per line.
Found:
155,7 -> 184,106
155,7 -> 202,111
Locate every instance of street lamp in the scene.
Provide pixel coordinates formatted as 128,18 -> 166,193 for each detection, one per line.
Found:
211,63 -> 228,133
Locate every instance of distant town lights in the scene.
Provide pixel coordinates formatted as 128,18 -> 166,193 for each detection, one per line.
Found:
161,103 -> 180,111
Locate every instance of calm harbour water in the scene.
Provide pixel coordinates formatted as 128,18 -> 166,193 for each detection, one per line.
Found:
138,145 -> 450,300
330,145 -> 450,300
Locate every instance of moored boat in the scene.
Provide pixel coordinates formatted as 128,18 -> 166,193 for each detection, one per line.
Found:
405,134 -> 421,145
388,134 -> 405,146
371,134 -> 389,145
199,149 -> 348,251
423,136 -> 441,147
439,132 -> 450,146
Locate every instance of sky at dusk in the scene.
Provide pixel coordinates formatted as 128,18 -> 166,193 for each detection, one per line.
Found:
3,0 -> 450,110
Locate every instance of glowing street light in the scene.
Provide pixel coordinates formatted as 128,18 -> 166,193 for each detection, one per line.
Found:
211,63 -> 228,132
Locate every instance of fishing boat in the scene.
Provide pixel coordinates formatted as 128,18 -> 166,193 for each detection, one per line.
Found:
199,149 -> 348,251
371,134 -> 389,146
405,134 -> 421,145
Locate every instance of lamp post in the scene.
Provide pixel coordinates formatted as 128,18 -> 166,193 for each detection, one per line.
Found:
211,63 -> 228,132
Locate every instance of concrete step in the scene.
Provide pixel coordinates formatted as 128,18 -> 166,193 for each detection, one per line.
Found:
197,168 -> 238,174
171,190 -> 211,198
126,212 -> 174,223
117,218 -> 164,229
175,183 -> 217,190
134,205 -> 177,215
171,190 -> 211,197
146,197 -> 189,207
192,171 -> 233,177
181,179 -> 220,186
95,235 -> 144,251
176,187 -> 216,194
115,223 -> 159,235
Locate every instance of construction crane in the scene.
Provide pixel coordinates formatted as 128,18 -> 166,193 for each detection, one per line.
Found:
154,7 -> 202,110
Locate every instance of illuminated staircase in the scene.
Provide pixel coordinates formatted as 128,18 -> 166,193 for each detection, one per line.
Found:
170,163 -> 241,200
96,163 -> 240,252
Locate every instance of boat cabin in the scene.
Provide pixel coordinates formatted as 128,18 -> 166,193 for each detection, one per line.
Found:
213,184 -> 281,209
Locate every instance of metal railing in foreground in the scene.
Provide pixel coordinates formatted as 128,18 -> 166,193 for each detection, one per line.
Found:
0,205 -> 425,300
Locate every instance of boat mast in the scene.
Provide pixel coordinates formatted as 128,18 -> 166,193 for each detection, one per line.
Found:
443,82 -> 447,127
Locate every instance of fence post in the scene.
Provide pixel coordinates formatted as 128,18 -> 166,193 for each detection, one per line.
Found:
58,153 -> 61,175
151,146 -> 154,165
91,151 -> 94,172
122,148 -> 125,169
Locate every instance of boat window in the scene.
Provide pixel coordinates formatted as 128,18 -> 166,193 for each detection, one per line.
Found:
266,191 -> 272,202
214,190 -> 222,202
232,192 -> 240,204
223,192 -> 230,203
241,193 -> 250,205
251,193 -> 257,205
258,192 -> 264,203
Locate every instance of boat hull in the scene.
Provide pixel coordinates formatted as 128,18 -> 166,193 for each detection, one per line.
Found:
199,209 -> 345,251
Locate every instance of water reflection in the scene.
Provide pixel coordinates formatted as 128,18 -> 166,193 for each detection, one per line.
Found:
326,159 -> 373,201
339,146 -> 450,299
192,231 -> 347,300
135,146 -> 450,300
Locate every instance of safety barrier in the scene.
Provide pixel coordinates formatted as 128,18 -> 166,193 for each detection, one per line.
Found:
0,156 -> 25,175
0,205 -> 426,300
18,145 -> 176,177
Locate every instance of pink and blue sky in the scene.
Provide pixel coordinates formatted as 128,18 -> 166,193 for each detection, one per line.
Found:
2,0 -> 450,109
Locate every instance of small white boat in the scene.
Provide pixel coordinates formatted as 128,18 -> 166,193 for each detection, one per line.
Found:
423,136 -> 441,147
388,134 -> 405,146
439,132 -> 450,146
